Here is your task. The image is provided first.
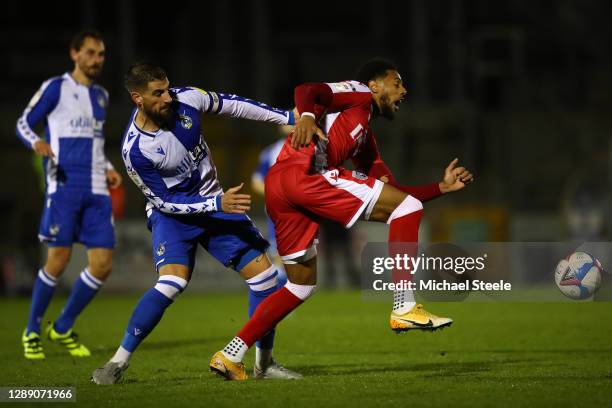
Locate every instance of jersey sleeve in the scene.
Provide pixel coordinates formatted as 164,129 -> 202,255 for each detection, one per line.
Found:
125,138 -> 222,215
352,130 -> 392,177
353,132 -> 442,202
175,86 -> 294,125
294,80 -> 372,119
16,78 -> 62,148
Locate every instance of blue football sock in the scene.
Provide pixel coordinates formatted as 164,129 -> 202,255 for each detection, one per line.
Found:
26,269 -> 57,335
120,275 -> 187,353
246,266 -> 279,350
53,269 -> 103,334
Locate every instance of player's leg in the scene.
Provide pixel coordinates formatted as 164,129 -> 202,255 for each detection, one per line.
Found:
210,165 -> 318,380
48,248 -> 113,357
237,252 -> 302,379
369,183 -> 452,331
22,246 -> 72,359
92,263 -> 191,385
211,255 -> 317,381
47,193 -> 116,356
198,212 -> 300,379
23,190 -> 79,359
92,211 -> 196,384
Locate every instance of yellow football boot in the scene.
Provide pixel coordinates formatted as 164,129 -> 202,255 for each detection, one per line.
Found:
390,304 -> 453,333
209,351 -> 247,381
45,324 -> 91,357
22,330 -> 45,360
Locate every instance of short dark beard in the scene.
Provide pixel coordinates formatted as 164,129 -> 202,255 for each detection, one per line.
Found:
79,62 -> 101,80
378,94 -> 395,120
144,104 -> 174,128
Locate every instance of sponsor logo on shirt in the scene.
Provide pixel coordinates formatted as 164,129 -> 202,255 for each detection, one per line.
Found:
179,114 -> 193,129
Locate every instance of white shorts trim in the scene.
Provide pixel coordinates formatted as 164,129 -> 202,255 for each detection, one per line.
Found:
363,179 -> 385,221
319,170 -> 385,229
346,178 -> 385,228
281,242 -> 318,264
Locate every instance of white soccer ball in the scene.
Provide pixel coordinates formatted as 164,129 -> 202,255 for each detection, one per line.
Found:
555,251 -> 603,300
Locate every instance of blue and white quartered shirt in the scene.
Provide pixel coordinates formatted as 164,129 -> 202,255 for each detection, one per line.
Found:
16,73 -> 113,195
122,87 -> 294,218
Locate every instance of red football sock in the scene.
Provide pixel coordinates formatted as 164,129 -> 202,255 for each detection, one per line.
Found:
237,287 -> 303,347
389,209 -> 423,282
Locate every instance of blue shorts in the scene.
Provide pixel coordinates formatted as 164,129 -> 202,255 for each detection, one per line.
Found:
38,190 -> 115,249
147,209 -> 269,272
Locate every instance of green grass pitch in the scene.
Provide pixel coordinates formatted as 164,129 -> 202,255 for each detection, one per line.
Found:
1,291 -> 611,407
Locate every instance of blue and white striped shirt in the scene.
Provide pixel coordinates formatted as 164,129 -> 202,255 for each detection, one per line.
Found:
16,73 -> 113,195
122,87 -> 294,217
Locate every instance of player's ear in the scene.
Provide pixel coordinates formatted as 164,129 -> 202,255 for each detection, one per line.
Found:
130,91 -> 143,107
69,47 -> 79,63
368,79 -> 380,94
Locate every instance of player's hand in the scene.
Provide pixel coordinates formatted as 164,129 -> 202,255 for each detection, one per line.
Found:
33,140 -> 55,159
291,114 -> 327,149
106,169 -> 123,189
221,183 -> 251,213
439,158 -> 474,193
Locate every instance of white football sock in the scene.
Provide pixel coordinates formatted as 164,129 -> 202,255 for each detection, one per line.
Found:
222,337 -> 248,363
392,289 -> 416,314
110,346 -> 132,364
255,347 -> 273,369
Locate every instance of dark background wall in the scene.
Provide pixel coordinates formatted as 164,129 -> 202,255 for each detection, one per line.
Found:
1,1 -> 611,288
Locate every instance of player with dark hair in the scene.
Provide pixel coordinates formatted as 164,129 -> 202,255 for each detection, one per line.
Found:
91,63 -> 301,384
210,58 -> 474,379
16,30 -> 122,359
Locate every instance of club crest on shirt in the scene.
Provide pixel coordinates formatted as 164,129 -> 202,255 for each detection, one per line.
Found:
157,242 -> 166,256
49,224 -> 60,236
179,114 -> 193,129
331,81 -> 356,93
352,170 -> 368,180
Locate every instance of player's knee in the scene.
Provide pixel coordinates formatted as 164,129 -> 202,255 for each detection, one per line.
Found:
88,259 -> 113,281
154,275 -> 189,300
44,250 -> 71,277
245,264 -> 278,292
284,281 -> 317,301
387,195 -> 423,224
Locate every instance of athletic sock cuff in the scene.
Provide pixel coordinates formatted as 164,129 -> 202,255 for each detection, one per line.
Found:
246,265 -> 278,291
38,269 -> 58,287
155,275 -> 188,300
80,268 -> 103,290
284,282 -> 316,301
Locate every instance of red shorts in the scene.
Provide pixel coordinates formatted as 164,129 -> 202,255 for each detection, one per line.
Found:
265,161 -> 384,263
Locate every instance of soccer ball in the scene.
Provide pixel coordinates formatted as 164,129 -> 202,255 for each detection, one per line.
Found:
555,251 -> 603,300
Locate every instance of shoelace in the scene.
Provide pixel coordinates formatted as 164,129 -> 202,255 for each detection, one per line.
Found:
25,337 -> 42,347
25,337 -> 42,352
412,304 -> 435,317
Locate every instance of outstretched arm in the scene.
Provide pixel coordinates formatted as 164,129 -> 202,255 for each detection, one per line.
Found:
354,135 -> 473,201
127,144 -> 251,215
174,87 -> 294,125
